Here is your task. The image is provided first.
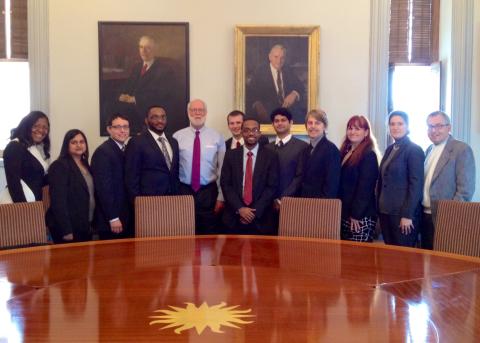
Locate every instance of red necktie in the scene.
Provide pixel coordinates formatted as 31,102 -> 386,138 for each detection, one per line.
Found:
243,151 -> 253,205
191,130 -> 201,192
236,141 -> 241,149
140,63 -> 147,76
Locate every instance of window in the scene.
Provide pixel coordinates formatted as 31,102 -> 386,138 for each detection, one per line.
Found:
389,64 -> 440,150
388,0 -> 440,149
1,0 -> 29,150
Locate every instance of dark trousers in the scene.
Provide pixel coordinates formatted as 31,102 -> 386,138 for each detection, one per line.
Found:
179,182 -> 218,235
379,213 -> 419,247
420,212 -> 435,250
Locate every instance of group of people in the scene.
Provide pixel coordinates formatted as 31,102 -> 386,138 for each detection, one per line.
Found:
2,101 -> 475,249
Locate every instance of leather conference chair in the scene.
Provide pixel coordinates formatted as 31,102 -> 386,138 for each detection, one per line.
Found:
135,195 -> 195,237
433,200 -> 480,257
0,201 -> 48,249
278,197 -> 341,239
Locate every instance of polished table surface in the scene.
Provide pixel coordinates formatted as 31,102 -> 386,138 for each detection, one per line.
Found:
1,235 -> 480,342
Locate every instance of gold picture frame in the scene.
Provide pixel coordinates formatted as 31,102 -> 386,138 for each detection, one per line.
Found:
235,25 -> 319,134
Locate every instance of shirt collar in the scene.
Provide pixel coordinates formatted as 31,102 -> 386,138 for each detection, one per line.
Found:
189,125 -> 205,133
243,143 -> 259,155
148,129 -> 166,141
310,134 -> 324,148
275,134 -> 292,146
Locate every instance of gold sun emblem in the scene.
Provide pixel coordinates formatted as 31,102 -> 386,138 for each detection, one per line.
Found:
149,302 -> 255,334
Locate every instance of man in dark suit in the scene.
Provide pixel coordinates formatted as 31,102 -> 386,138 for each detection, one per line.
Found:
246,44 -> 306,123
91,114 -> 132,239
266,108 -> 307,210
125,105 -> 179,202
225,110 -> 269,150
116,35 -> 174,134
221,118 -> 279,235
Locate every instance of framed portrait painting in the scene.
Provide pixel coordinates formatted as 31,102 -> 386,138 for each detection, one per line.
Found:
235,26 -> 319,134
98,22 -> 189,135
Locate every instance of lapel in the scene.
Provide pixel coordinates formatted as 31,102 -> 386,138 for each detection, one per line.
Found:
431,136 -> 453,183
382,137 -> 409,171
145,131 -> 168,160
107,138 -> 124,161
68,158 -> 89,194
165,135 -> 177,167
252,146 -> 265,191
234,148 -> 245,195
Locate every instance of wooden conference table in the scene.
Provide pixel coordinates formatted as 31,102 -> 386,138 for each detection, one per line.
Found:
1,235 -> 479,342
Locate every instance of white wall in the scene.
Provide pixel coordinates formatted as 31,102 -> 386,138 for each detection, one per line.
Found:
472,1 -> 480,200
47,0 -> 371,157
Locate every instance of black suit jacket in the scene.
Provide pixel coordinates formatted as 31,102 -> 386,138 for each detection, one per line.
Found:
339,149 -> 379,220
3,140 -> 47,202
377,136 -> 425,218
220,145 -> 279,232
46,158 -> 92,242
225,135 -> 269,150
246,63 -> 306,123
266,137 -> 308,198
301,136 -> 341,198
125,131 -> 179,201
91,138 -> 131,235
121,58 -> 174,112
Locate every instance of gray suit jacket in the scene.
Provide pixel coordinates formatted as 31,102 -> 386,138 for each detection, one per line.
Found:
427,135 -> 476,219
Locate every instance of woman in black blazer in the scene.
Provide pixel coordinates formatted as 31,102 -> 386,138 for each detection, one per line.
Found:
339,115 -> 380,242
300,109 -> 341,198
2,111 -> 50,202
377,111 -> 424,247
46,129 -> 95,243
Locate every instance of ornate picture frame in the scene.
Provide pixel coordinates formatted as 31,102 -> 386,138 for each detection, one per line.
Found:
235,25 -> 319,134
98,22 -> 189,136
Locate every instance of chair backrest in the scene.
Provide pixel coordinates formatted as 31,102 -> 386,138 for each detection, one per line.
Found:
41,185 -> 50,213
278,197 -> 341,239
135,195 -> 195,237
434,200 -> 480,257
0,201 -> 48,249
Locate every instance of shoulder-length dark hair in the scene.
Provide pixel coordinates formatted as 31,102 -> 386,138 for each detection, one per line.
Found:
58,129 -> 90,167
10,111 -> 51,158
340,115 -> 380,166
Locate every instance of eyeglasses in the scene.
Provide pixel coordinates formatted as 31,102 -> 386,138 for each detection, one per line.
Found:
242,128 -> 260,134
427,124 -> 449,131
110,125 -> 130,130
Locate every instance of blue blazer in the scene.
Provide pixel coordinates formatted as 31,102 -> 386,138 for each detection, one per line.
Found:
377,136 -> 425,218
125,131 -> 179,201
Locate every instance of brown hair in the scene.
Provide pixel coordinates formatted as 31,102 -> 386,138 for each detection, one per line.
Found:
339,115 -> 380,166
304,109 -> 328,127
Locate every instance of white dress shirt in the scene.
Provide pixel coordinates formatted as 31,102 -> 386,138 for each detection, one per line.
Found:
173,125 -> 226,201
422,140 -> 447,212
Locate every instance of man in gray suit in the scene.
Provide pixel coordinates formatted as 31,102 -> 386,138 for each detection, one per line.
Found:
421,111 -> 476,249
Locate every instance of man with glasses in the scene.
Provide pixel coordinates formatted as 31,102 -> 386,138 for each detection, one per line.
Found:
173,99 -> 226,234
221,118 -> 279,235
91,114 -> 133,239
421,111 -> 476,249
125,106 -> 180,205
